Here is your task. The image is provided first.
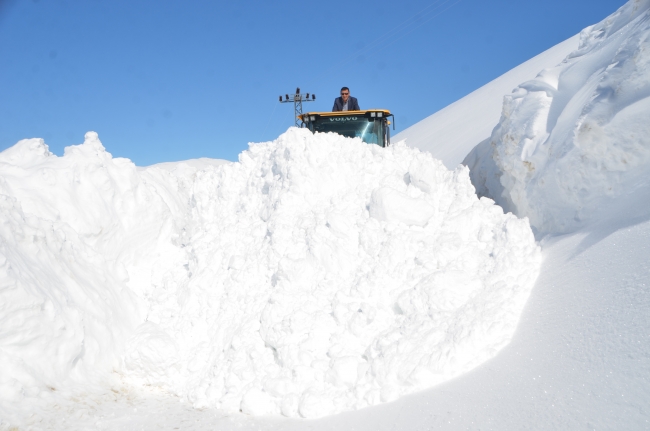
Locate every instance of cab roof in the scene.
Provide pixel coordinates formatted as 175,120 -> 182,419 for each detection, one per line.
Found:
299,109 -> 391,120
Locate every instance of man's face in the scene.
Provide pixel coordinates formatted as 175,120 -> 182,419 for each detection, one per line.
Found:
341,90 -> 349,102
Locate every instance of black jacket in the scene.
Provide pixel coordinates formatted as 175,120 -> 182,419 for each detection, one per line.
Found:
332,96 -> 360,111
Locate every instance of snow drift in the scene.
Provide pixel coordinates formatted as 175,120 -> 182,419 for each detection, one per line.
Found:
0,129 -> 541,420
466,0 -> 650,235
394,35 -> 579,169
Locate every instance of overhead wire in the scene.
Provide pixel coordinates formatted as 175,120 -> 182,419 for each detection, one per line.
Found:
325,0 -> 449,73
261,100 -> 279,139
380,0 -> 463,50
307,0 -> 463,85
274,0 -> 464,132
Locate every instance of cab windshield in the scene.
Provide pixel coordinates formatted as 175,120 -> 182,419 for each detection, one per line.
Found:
308,115 -> 386,147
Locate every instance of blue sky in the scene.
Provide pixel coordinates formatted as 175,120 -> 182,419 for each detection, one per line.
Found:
0,0 -> 625,165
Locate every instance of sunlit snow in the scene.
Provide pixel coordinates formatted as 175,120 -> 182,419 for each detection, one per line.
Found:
1,0 -> 649,429
466,0 -> 650,235
0,129 -> 540,419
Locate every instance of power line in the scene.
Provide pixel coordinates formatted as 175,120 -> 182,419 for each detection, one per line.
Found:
271,0 -> 464,130
261,100 -> 279,138
308,0 -> 463,84
382,0 -> 463,50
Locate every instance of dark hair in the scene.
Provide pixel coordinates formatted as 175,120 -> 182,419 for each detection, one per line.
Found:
340,87 -> 349,93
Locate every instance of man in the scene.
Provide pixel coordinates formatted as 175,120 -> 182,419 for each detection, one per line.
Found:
332,87 -> 360,111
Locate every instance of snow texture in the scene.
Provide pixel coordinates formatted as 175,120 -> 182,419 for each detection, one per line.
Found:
466,0 -> 650,235
3,1 -> 650,428
393,35 -> 579,169
0,128 -> 541,423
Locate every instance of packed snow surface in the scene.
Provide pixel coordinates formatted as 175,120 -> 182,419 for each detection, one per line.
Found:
0,128 -> 541,422
466,0 -> 650,235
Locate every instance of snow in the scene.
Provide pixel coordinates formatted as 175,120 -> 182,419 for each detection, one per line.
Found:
466,0 -> 650,236
392,35 -> 580,169
1,0 -> 650,429
142,157 -> 230,173
0,129 -> 540,423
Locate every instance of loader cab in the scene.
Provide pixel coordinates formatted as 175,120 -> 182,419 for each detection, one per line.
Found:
300,110 -> 394,147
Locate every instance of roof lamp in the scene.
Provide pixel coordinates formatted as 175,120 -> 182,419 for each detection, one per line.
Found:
370,112 -> 376,117
378,112 -> 383,117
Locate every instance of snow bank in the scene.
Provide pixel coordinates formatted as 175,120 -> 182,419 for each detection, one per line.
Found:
394,35 -> 579,169
0,129 -> 541,421
466,0 -> 650,235
0,133 -> 155,408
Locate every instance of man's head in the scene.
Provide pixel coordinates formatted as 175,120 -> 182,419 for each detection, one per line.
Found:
340,87 -> 350,102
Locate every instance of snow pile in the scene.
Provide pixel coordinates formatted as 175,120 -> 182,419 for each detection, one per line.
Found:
0,129 -> 541,420
466,0 -> 650,235
0,133 -> 151,402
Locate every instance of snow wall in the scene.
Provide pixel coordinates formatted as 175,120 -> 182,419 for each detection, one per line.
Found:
393,35 -> 579,170
465,0 -> 650,236
0,129 -> 541,420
